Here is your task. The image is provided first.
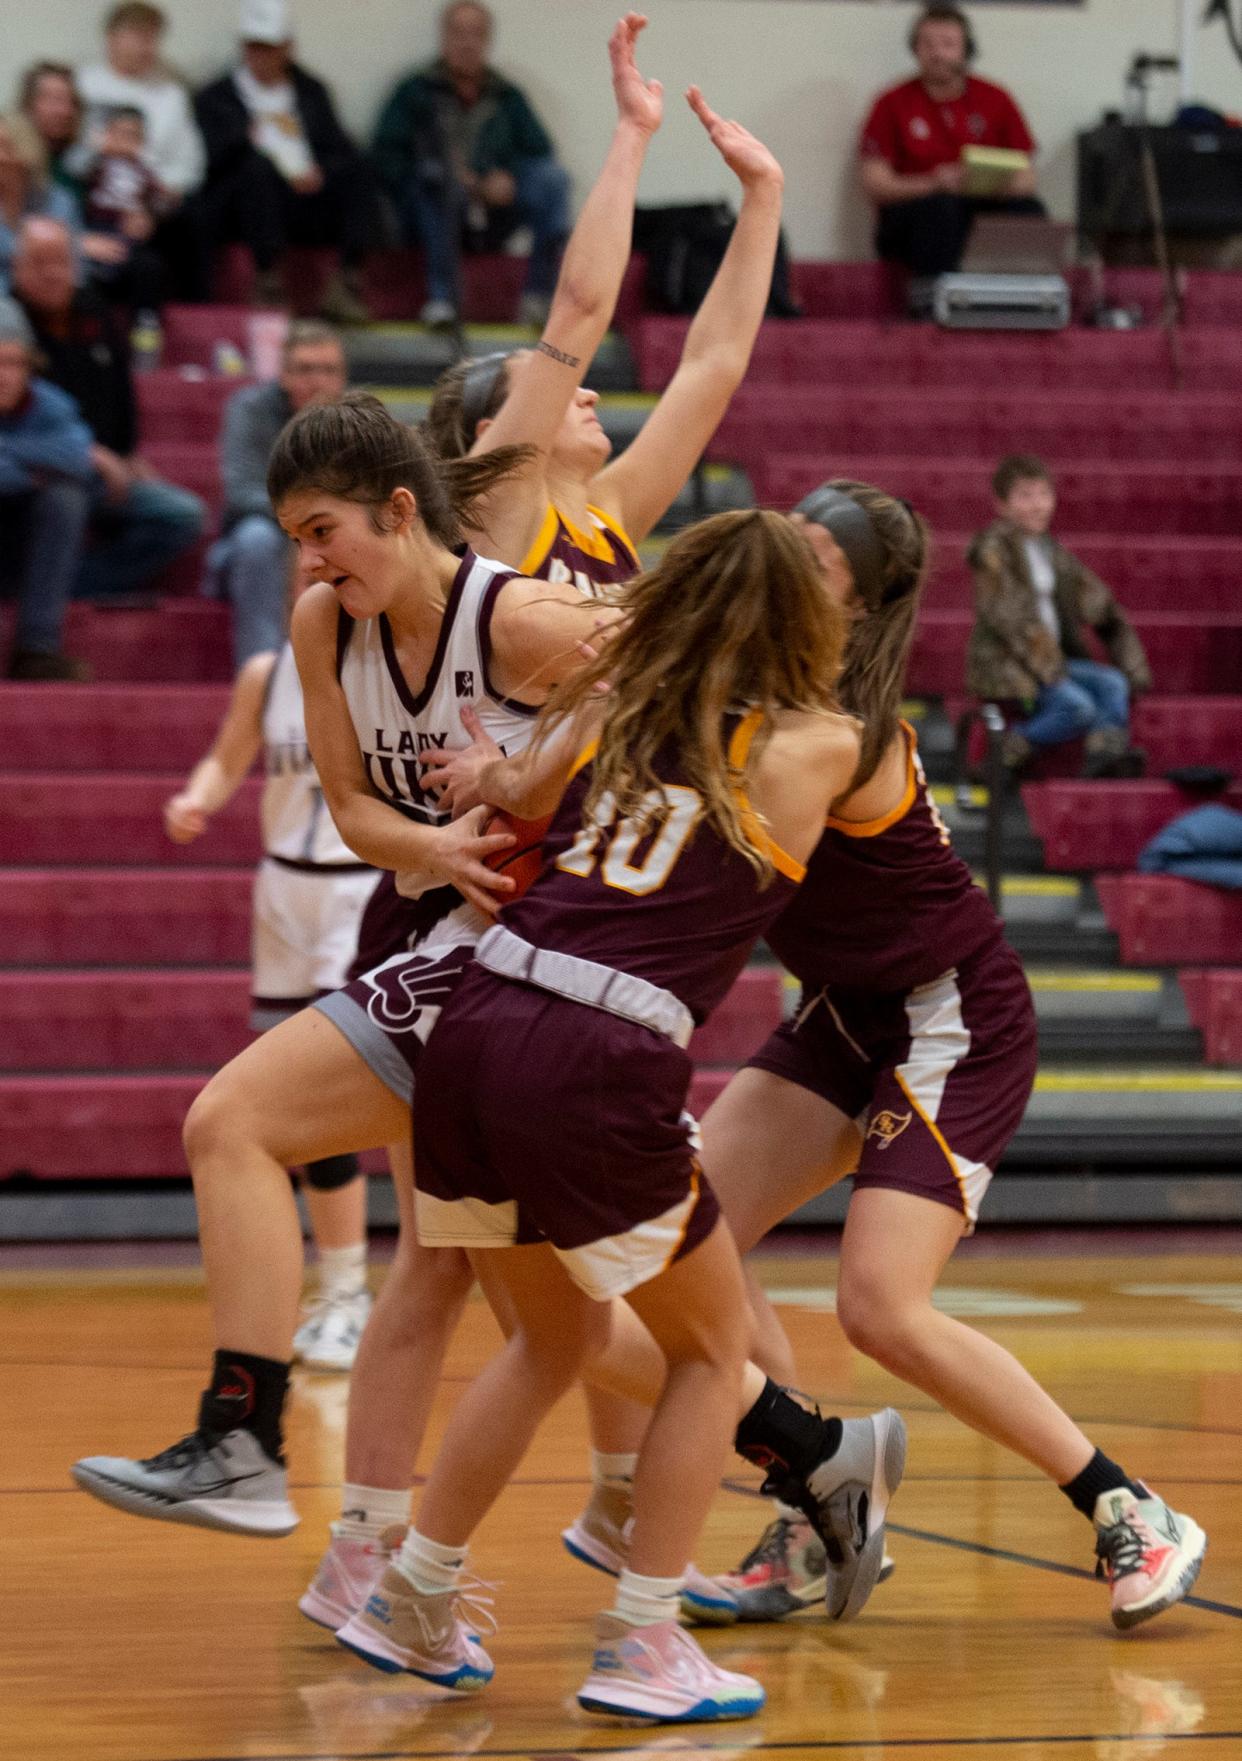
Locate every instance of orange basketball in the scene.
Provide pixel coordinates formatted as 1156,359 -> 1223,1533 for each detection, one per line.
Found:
482,809 -> 552,902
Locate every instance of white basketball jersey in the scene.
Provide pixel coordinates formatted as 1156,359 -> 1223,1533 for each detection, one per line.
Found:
261,641 -> 362,867
336,550 -> 539,828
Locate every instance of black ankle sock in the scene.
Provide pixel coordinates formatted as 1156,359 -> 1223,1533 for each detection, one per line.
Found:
734,1378 -> 843,1479
1060,1449 -> 1146,1520
199,1349 -> 290,1463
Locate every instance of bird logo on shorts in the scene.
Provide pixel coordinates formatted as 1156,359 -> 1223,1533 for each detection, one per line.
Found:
867,1108 -> 913,1150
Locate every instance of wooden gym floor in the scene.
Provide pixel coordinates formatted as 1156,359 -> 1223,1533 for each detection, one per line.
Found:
1,1228 -> 1239,1761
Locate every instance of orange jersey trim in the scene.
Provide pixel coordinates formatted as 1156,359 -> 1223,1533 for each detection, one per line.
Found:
566,736 -> 600,784
825,720 -> 917,838
729,709 -> 807,885
519,502 -> 637,578
894,1069 -> 970,1212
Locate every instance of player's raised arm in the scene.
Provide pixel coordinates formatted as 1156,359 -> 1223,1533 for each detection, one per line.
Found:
163,653 -> 272,843
592,89 -> 784,544
460,13 -> 662,558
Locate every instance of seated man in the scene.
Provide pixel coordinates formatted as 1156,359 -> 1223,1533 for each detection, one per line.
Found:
12,216 -> 205,601
859,4 -> 1044,281
374,0 -> 570,327
195,0 -> 381,323
207,318 -> 345,666
967,454 -> 1150,779
0,296 -> 94,680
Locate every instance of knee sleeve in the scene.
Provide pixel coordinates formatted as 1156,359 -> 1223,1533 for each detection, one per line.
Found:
303,1152 -> 361,1191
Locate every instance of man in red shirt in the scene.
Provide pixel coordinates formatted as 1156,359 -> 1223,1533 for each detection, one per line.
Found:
859,4 -> 1045,281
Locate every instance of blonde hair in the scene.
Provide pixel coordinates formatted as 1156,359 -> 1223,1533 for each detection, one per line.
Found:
0,112 -> 49,188
544,509 -> 846,877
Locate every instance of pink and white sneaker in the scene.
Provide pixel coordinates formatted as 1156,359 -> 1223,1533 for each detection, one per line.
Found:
299,1523 -> 398,1631
561,1487 -> 739,1626
336,1562 -> 495,1690
1093,1488 -> 1207,1630
577,1613 -> 764,1723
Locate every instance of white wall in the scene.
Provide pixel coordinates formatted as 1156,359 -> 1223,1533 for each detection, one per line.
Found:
9,0 -> 1242,254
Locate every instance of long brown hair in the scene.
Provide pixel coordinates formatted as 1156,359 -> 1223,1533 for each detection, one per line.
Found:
424,352 -> 515,460
805,480 -> 929,792
266,391 -> 532,544
544,509 -> 846,877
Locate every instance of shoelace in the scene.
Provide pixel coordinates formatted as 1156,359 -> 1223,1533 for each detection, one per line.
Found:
734,1516 -> 797,1575
453,1572 -> 500,1639
139,1430 -> 226,1473
1095,1513 -> 1149,1582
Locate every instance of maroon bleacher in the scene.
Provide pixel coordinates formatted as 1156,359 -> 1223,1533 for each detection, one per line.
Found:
0,684 -> 231,772
1,972 -> 251,1072
1026,781 -> 1242,872
0,870 -> 252,966
1,774 -> 262,867
1179,968 -> 1242,1065
1094,874 -> 1242,965
0,602 -> 232,683
911,610 -> 1242,697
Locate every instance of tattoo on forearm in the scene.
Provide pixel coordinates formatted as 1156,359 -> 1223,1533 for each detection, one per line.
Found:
537,339 -> 580,368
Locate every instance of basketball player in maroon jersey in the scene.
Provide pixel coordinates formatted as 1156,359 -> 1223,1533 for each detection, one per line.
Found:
303,19 -> 789,1629
685,481 -> 1204,1633
336,508 -> 871,1722
424,79 -> 784,587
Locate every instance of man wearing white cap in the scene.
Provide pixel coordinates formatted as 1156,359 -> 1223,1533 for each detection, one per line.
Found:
195,0 -> 381,322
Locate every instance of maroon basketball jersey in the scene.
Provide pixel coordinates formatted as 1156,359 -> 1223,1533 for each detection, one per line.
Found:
765,722 -> 1002,995
519,502 -> 639,596
504,711 -> 802,1024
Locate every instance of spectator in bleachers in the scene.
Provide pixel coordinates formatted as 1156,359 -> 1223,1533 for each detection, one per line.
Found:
17,63 -> 85,201
859,4 -> 1044,283
207,318 -> 346,666
12,216 -> 205,601
967,454 -> 1151,779
78,4 -> 204,200
0,296 -> 93,680
0,112 -> 81,292
374,0 -> 570,327
79,105 -> 170,309
195,0 -> 381,324
78,4 -> 206,298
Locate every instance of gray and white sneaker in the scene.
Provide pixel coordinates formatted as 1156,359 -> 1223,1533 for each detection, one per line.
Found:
72,1428 -> 299,1536
802,1408 -> 907,1622
295,1290 -> 372,1372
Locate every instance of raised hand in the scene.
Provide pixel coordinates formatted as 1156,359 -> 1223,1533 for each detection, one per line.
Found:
610,13 -> 663,137
686,86 -> 783,190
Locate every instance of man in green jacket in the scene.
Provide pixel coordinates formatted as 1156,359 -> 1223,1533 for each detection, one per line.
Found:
373,0 -> 570,326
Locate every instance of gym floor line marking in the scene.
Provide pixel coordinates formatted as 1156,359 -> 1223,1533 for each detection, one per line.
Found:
18,1472 -> 1242,1499
144,1732 -> 1242,1761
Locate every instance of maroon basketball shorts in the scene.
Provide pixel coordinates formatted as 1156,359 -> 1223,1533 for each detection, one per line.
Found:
314,905 -> 485,1104
746,939 -> 1037,1230
413,955 -> 720,1302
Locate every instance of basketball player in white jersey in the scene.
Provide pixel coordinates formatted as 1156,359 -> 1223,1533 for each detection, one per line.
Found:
162,630 -> 380,1373
71,390 -> 605,1537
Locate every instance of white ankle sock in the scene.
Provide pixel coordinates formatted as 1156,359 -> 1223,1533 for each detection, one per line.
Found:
337,1482 -> 409,1540
591,1449 -> 639,1492
396,1526 -> 468,1594
317,1242 -> 367,1303
612,1567 -> 682,1627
